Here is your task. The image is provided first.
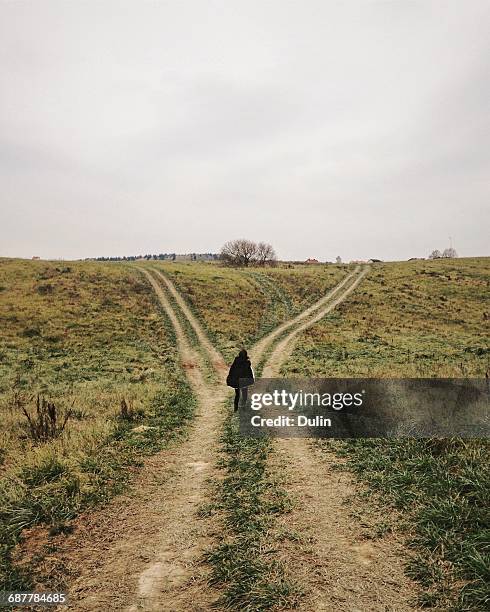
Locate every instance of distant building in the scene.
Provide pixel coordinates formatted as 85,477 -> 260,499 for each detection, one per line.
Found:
32,256 -> 41,260
305,258 -> 319,264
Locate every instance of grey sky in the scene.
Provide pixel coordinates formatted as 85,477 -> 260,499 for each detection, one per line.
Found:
1,1 -> 488,261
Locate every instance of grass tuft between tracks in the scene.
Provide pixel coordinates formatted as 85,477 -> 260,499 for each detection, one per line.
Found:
204,413 -> 302,610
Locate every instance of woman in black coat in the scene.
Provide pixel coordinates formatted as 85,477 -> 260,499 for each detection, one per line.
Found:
226,349 -> 255,411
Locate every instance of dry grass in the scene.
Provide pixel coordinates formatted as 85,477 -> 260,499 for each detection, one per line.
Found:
279,257 -> 490,610
0,258 -> 195,589
149,260 -> 348,361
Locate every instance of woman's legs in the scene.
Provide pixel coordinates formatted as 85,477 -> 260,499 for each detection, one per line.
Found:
234,387 -> 248,411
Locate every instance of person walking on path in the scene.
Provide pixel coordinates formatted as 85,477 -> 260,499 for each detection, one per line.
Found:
226,349 -> 255,411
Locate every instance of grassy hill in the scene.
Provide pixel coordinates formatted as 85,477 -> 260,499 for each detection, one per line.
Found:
154,260 -> 348,361
0,259 -> 195,589
279,257 -> 489,610
0,256 -> 488,607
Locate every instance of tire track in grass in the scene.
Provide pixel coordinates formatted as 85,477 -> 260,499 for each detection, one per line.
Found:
123,270 -> 230,611
147,266 -> 216,385
62,270 -> 227,611
258,266 -> 420,611
151,269 -> 226,375
261,266 -> 368,378
79,263 -> 412,612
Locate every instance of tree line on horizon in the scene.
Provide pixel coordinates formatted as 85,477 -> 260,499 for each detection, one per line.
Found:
429,248 -> 458,259
91,241 -> 277,266
91,252 -> 219,262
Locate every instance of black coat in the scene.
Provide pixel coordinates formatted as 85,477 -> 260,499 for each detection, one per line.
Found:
226,357 -> 254,389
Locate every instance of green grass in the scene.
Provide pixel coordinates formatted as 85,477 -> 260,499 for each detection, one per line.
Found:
0,258 -> 196,590
327,438 -> 490,610
204,412 -> 301,611
283,257 -> 490,610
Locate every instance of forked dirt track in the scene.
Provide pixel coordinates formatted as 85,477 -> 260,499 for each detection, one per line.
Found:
258,266 -> 368,377
62,264 -> 417,611
250,266 -> 361,365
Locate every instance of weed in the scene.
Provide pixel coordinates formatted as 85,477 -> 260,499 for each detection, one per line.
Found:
20,396 -> 72,442
119,397 -> 135,421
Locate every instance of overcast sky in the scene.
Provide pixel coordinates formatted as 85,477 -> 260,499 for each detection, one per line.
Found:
1,1 -> 488,261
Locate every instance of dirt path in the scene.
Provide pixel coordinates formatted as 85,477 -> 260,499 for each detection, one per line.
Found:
56,264 -> 416,611
151,269 -> 226,373
250,266 -> 361,366
62,270 -> 228,611
261,266 -> 368,377
254,266 -> 420,611
158,265 -> 418,610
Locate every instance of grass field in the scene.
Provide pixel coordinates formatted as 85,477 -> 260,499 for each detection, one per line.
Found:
155,261 -> 348,361
280,257 -> 489,378
0,259 -> 195,589
280,257 -> 490,610
0,256 -> 488,609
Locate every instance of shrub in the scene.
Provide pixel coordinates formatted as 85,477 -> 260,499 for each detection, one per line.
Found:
37,284 -> 54,295
19,395 -> 72,442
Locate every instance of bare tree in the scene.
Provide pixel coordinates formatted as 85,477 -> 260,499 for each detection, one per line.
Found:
429,249 -> 442,259
256,242 -> 277,266
220,239 -> 276,267
220,239 -> 257,266
442,247 -> 458,258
